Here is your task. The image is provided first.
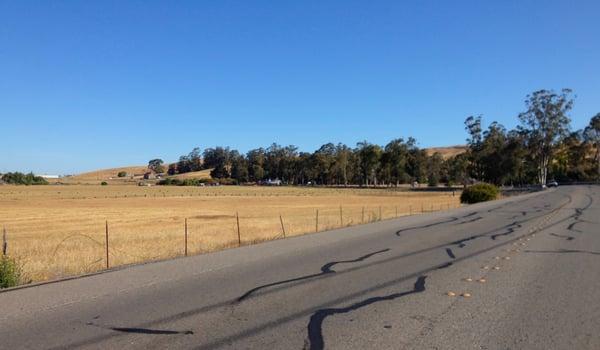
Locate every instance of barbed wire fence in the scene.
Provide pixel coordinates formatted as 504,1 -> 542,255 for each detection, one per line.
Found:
4,197 -> 461,282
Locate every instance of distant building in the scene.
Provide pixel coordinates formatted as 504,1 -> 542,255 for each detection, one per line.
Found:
263,179 -> 282,186
37,174 -> 60,179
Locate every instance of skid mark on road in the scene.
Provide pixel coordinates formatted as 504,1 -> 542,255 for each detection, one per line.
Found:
525,249 -> 600,256
566,194 -> 594,233
549,233 -> 575,241
395,217 -> 459,236
237,249 -> 390,302
86,322 -> 193,336
490,222 -> 522,240
396,212 -> 483,237
304,276 -> 427,350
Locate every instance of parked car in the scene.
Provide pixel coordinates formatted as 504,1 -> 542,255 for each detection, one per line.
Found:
547,180 -> 558,187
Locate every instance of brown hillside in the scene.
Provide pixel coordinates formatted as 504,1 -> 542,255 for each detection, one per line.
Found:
425,145 -> 467,159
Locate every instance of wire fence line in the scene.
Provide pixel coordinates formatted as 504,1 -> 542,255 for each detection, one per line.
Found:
2,199 -> 461,281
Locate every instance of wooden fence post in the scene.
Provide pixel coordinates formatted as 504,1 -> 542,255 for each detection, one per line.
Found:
362,207 -> 365,224
184,218 -> 188,256
315,209 -> 319,232
279,214 -> 286,238
236,212 -> 241,246
395,206 -> 398,218
2,227 -> 7,256
409,205 -> 412,215
379,206 -> 382,221
105,221 -> 109,269
421,203 -> 424,213
339,205 -> 343,227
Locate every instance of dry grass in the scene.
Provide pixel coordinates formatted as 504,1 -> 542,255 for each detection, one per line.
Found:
425,145 -> 467,159
68,165 -> 149,181
0,185 -> 461,282
170,169 -> 212,180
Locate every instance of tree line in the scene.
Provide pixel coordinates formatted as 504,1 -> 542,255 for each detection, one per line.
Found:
154,89 -> 598,187
1,172 -> 48,185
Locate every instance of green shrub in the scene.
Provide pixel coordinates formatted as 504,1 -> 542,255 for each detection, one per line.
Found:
117,171 -> 127,177
460,183 -> 499,204
427,174 -> 439,187
101,181 -> 108,186
0,256 -> 22,289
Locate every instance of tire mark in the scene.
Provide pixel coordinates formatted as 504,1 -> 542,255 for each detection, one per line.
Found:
436,262 -> 453,269
305,276 -> 427,350
395,212 -> 480,236
567,194 -> 594,233
395,217 -> 458,236
525,249 -> 600,256
237,249 -> 389,302
457,216 -> 483,224
490,222 -> 522,240
549,233 -> 574,241
510,211 -> 528,219
86,322 -> 193,335
445,248 -> 456,259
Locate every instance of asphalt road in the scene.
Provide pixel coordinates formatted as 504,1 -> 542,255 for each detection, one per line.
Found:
1,185 -> 599,349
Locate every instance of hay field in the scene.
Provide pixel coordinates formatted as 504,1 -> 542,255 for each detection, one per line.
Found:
0,185 -> 461,282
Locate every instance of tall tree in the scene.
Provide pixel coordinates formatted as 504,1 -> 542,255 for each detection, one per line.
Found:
518,89 -> 573,186
247,148 -> 266,182
427,152 -> 444,186
381,139 -> 409,186
464,115 -> 484,180
230,154 -> 249,183
148,159 -> 165,173
584,113 -> 600,179
356,141 -> 382,186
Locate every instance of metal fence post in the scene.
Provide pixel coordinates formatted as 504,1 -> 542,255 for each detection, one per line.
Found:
2,227 -> 7,256
105,220 -> 109,269
236,212 -> 241,246
184,218 -> 188,256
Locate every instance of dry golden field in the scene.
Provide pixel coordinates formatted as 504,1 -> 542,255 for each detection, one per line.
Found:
0,185 -> 461,282
425,145 -> 467,159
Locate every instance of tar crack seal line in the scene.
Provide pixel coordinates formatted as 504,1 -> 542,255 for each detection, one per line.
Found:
304,276 -> 427,350
237,249 -> 390,302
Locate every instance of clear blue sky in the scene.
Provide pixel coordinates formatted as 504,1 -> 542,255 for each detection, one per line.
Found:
1,1 -> 599,174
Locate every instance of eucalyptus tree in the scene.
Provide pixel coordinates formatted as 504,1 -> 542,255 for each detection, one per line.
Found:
333,143 -> 353,185
464,115 -> 484,180
381,138 -> 410,186
518,89 -> 573,186
584,113 -> 600,178
356,141 -> 382,186
148,159 -> 165,173
247,148 -> 266,181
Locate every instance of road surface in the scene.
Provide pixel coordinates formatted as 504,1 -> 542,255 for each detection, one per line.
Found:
1,185 -> 599,349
